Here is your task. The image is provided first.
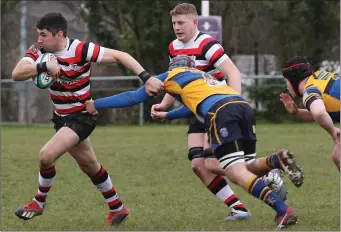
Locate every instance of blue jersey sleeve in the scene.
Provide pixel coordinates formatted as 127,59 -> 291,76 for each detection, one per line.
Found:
94,87 -> 149,109
94,72 -> 169,109
166,105 -> 194,120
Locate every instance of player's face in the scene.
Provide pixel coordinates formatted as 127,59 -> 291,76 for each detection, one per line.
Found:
172,14 -> 198,43
37,29 -> 63,52
285,79 -> 297,97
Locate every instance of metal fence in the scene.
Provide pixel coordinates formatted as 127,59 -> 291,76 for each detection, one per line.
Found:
1,75 -> 284,126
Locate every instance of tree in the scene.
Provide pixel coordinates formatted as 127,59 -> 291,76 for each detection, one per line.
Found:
264,0 -> 339,68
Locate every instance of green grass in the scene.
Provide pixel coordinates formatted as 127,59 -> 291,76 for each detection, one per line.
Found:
1,123 -> 340,231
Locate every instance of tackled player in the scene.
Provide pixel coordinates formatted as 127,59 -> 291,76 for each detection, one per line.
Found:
85,55 -> 304,230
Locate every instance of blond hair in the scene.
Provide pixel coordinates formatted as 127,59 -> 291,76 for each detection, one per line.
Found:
170,3 -> 198,16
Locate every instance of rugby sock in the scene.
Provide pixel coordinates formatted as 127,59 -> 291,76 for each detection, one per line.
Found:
207,175 -> 248,212
34,166 -> 56,208
246,175 -> 287,215
259,153 -> 281,170
90,165 -> 123,212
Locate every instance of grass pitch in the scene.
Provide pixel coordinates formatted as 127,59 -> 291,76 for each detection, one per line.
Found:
1,123 -> 340,230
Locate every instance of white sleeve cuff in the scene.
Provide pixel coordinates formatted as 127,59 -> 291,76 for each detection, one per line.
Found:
214,54 -> 228,68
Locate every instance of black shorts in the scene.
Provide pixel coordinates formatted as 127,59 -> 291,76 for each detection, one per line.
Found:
51,111 -> 99,142
204,97 -> 257,152
187,116 -> 206,135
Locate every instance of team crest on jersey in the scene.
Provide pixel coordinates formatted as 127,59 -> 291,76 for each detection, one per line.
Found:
219,128 -> 228,137
68,63 -> 82,71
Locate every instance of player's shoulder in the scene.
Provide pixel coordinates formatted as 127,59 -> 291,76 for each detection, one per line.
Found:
68,38 -> 82,47
195,32 -> 219,44
303,83 -> 321,98
196,31 -> 215,40
65,38 -> 90,52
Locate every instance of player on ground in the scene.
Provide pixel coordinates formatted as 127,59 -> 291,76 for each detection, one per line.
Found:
84,55 -> 304,230
152,3 -> 287,220
11,12 -> 163,226
280,56 -> 340,171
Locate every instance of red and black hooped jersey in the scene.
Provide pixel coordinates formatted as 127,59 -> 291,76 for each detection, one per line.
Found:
23,37 -> 104,116
168,31 -> 228,80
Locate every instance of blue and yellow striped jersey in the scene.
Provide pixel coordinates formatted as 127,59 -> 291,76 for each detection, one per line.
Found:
93,67 -> 243,120
303,70 -> 340,122
163,67 -> 239,115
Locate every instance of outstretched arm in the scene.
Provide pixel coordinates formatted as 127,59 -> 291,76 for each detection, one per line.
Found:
94,86 -> 149,109
86,72 -> 169,114
99,47 -> 164,96
280,93 -> 315,122
309,99 -> 339,144
166,105 -> 194,120
151,105 -> 194,121
294,108 -> 315,122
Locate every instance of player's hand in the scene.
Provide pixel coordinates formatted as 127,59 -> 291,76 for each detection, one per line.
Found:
84,100 -> 99,115
151,103 -> 166,114
280,93 -> 298,115
145,77 -> 164,96
151,110 -> 167,120
332,127 -> 340,145
46,57 -> 60,80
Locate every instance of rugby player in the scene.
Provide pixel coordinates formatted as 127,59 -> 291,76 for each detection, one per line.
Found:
11,12 -> 163,226
280,56 -> 340,171
152,3 -> 287,220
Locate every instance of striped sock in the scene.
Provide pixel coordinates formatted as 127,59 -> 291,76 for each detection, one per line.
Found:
34,166 -> 56,208
246,175 -> 287,215
266,154 -> 281,169
90,166 -> 123,212
207,175 -> 248,212
258,153 -> 282,170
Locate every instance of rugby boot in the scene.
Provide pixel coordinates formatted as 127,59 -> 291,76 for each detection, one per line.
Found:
277,150 -> 304,187
225,208 -> 252,221
107,205 -> 130,226
15,199 -> 44,220
276,206 -> 298,230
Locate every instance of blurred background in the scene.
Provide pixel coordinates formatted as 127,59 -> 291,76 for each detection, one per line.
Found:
1,0 -> 340,125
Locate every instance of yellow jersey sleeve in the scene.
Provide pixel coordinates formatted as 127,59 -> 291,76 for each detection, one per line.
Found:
303,86 -> 322,111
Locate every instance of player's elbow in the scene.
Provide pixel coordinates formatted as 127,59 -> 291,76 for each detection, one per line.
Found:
11,69 -> 21,81
114,50 -> 130,62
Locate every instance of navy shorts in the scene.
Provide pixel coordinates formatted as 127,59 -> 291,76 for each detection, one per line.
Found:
204,97 -> 257,152
187,116 -> 206,135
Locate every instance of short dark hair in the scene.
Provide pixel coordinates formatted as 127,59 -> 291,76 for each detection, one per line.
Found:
36,12 -> 67,37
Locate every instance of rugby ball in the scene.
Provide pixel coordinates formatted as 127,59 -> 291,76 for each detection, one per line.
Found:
32,53 -> 55,89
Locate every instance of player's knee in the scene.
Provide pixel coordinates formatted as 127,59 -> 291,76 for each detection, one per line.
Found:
191,159 -> 206,177
332,146 -> 340,167
78,159 -> 100,176
188,147 -> 206,176
39,148 -> 55,168
225,163 -> 248,185
332,152 -> 339,162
